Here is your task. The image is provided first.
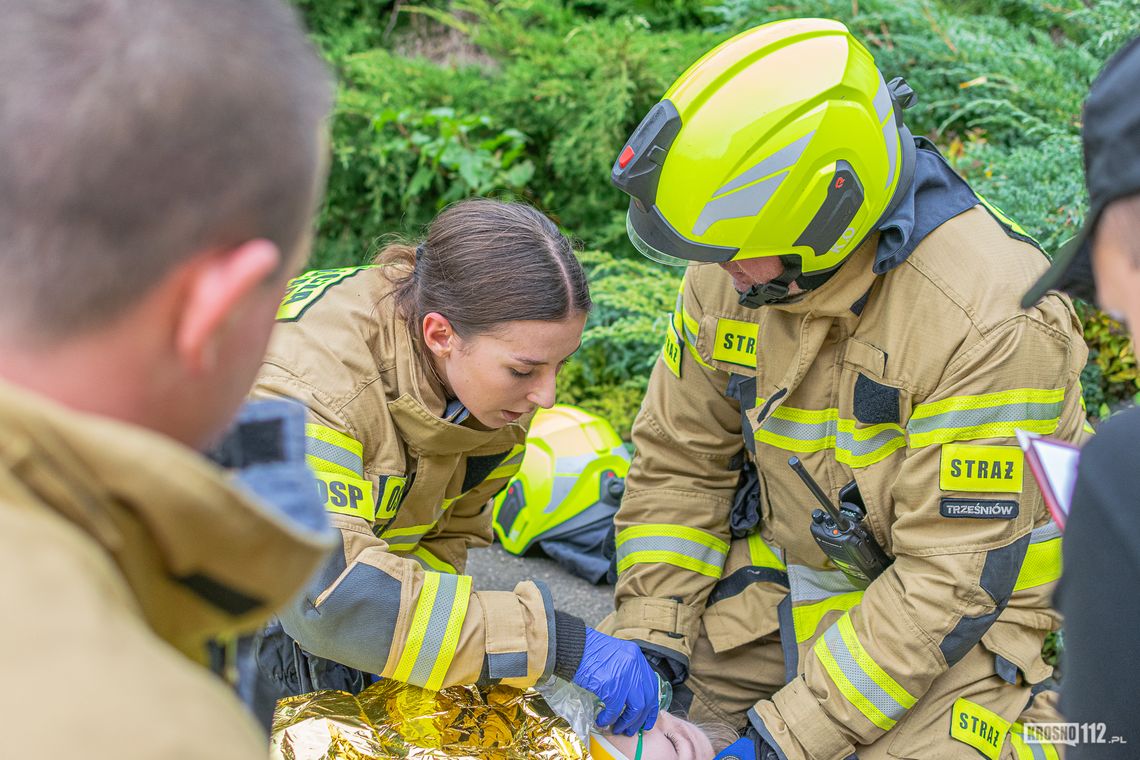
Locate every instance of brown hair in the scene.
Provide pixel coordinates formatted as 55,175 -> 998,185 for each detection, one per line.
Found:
376,199 -> 592,339
0,0 -> 333,340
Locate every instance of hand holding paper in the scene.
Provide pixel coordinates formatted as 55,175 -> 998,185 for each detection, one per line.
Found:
1016,429 -> 1081,530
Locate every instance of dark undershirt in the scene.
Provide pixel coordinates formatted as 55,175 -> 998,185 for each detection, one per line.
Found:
1056,406 -> 1140,757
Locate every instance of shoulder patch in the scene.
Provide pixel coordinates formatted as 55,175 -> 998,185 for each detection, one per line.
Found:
939,443 -> 1023,493
712,317 -> 759,368
276,266 -> 372,322
663,319 -> 682,377
940,498 -> 1019,520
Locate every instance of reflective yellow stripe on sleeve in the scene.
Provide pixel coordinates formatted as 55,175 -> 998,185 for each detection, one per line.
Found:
815,613 -> 917,731
381,523 -> 434,549
1008,722 -> 1062,760
792,590 -> 863,643
670,281 -> 713,371
390,572 -> 472,690
615,524 -> 728,578
907,388 -> 1065,449
392,545 -> 458,574
747,534 -> 786,571
487,444 -> 526,481
754,404 -> 906,468
1014,522 -> 1062,591
305,424 -> 365,478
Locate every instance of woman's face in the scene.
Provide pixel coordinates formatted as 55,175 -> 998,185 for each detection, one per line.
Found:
593,710 -> 714,760
428,313 -> 587,429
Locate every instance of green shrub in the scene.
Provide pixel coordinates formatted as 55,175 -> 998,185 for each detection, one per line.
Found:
314,103 -> 535,268
1076,301 -> 1140,420
291,0 -> 1136,427
557,250 -> 681,438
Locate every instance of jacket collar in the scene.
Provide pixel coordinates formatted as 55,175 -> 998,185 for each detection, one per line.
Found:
0,381 -> 334,658
768,233 -> 881,319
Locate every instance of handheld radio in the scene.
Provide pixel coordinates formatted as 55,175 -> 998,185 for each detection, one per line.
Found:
788,456 -> 893,587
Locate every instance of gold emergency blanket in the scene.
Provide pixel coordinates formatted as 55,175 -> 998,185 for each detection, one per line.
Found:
271,679 -> 587,760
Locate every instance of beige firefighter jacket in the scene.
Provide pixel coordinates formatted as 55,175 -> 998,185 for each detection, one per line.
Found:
0,381 -> 332,759
253,265 -> 559,691
605,206 -> 1087,759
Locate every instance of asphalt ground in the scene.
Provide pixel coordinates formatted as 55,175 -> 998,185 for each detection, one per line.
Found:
465,542 -> 616,626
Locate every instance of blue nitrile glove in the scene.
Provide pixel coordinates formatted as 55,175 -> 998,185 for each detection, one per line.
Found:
715,729 -> 780,760
572,627 -> 660,736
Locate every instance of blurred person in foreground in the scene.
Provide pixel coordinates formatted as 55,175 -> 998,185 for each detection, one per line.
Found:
1022,35 -> 1140,758
0,1 -> 334,757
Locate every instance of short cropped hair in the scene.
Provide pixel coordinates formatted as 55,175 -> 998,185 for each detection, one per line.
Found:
0,0 -> 334,339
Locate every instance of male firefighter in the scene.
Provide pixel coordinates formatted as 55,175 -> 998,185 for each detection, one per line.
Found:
0,1 -> 334,757
604,18 -> 1082,760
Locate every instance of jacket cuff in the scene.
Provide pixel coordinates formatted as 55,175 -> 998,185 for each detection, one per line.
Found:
552,610 -> 587,682
751,677 -> 855,760
609,597 -> 701,659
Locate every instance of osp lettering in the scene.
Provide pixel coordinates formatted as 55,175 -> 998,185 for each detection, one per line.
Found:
317,478 -> 364,511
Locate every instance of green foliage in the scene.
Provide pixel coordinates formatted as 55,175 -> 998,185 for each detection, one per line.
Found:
291,0 -> 1136,434
556,251 -> 681,439
1075,301 -> 1140,420
315,102 -> 534,268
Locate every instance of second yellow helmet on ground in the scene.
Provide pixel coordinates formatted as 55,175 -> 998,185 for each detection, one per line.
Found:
612,18 -> 916,300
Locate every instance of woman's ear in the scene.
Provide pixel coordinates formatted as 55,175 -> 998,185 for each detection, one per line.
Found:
421,312 -> 455,358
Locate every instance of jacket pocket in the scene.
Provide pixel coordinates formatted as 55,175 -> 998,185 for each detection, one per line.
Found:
703,537 -> 786,653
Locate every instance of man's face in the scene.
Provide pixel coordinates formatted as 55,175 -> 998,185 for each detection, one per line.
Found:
717,256 -> 803,295
1091,200 -> 1140,342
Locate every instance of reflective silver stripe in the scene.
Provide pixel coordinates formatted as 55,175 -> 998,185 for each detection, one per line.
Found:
874,75 -> 899,189
822,624 -> 910,722
872,74 -> 894,124
759,416 -> 906,458
1030,522 -> 1061,543
408,573 -> 461,686
693,172 -> 788,236
1027,741 -> 1047,760
306,436 -> 364,477
543,475 -> 576,515
555,452 -> 601,473
788,564 -> 861,603
692,132 -> 816,237
383,529 -> 431,549
714,132 -> 816,196
616,535 -> 727,567
906,401 -> 1065,437
499,451 -> 524,468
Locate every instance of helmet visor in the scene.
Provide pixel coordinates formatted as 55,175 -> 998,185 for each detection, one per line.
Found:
626,212 -> 693,266
625,203 -> 738,266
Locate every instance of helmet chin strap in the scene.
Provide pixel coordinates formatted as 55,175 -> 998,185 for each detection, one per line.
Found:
737,255 -> 839,309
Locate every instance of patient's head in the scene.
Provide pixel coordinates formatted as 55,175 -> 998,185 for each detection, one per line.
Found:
590,710 -> 735,760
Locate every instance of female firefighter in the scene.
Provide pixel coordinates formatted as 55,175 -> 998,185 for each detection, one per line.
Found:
244,199 -> 659,736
